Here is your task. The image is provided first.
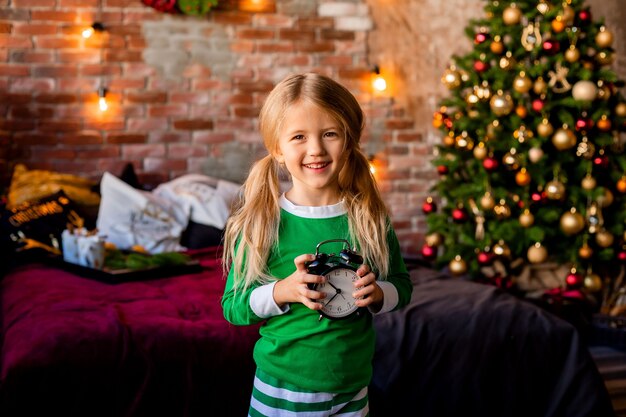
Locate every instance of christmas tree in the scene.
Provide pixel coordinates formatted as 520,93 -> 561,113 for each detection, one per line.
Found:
426,0 -> 626,314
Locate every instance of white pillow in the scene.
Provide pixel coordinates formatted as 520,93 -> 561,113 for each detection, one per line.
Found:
153,174 -> 241,229
96,172 -> 187,253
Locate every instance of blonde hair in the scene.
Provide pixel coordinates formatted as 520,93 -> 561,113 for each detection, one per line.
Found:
223,73 -> 390,292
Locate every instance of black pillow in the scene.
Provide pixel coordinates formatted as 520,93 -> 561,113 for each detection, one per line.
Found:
0,190 -> 85,271
180,220 -> 223,249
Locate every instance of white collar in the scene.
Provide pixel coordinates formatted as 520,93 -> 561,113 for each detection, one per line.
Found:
279,194 -> 346,219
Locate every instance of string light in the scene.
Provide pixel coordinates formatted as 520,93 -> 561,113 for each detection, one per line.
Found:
372,65 -> 387,92
98,86 -> 108,112
82,22 -> 105,39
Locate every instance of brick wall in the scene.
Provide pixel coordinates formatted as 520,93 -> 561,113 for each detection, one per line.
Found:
1,0 -> 624,256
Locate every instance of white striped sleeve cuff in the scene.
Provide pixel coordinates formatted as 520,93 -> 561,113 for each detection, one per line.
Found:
250,281 -> 290,318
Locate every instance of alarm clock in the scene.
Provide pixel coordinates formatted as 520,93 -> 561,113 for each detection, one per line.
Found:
306,239 -> 364,320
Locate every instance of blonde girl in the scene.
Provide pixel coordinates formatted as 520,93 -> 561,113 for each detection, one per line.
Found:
222,73 -> 412,416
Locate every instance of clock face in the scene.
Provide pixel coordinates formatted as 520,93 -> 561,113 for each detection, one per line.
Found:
317,267 -> 360,318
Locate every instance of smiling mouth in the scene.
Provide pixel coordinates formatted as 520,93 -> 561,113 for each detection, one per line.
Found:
304,162 -> 330,169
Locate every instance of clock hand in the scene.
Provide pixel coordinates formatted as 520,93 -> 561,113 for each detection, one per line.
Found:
323,292 -> 339,308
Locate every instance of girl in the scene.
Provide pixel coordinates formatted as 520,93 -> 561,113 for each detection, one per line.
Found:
222,73 -> 412,416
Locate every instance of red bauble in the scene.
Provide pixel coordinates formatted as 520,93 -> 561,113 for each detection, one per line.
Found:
422,198 -> 437,214
437,165 -> 449,175
578,9 -> 591,22
477,251 -> 493,266
531,98 -> 544,112
593,154 -> 609,168
566,272 -> 583,287
542,39 -> 560,54
618,251 -> 626,262
421,244 -> 437,261
482,157 -> 499,172
475,32 -> 489,44
575,118 -> 593,131
474,60 -> 489,72
531,192 -> 543,203
451,207 -> 467,222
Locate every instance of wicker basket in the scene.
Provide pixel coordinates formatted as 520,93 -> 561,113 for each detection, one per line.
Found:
591,314 -> 626,351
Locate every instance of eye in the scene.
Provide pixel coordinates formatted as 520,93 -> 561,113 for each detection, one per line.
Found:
324,131 -> 339,138
291,134 -> 305,141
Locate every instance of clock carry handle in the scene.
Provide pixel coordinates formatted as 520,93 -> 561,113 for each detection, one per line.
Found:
314,239 -> 363,266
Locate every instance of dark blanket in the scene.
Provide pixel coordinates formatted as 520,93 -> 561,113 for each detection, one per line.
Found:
0,254 -> 614,416
370,268 -> 615,417
0,247 -> 260,417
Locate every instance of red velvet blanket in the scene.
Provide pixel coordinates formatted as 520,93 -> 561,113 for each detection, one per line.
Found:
0,246 -> 260,416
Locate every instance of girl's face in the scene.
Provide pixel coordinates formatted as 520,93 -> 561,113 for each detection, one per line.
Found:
274,99 -> 348,206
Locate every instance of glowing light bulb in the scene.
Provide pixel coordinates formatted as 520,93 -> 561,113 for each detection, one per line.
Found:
82,22 -> 104,39
98,87 -> 108,112
82,27 -> 95,38
99,96 -> 108,111
372,75 -> 387,92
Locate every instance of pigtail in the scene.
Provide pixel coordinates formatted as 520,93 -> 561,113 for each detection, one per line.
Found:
223,154 -> 281,292
341,148 -> 390,279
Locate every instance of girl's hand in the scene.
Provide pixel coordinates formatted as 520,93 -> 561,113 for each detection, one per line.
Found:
273,254 -> 327,311
353,264 -> 384,313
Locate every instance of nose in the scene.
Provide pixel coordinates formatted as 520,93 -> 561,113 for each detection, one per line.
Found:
308,135 -> 327,156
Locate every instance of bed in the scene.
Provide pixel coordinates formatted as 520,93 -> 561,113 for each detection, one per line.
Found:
0,248 -> 616,416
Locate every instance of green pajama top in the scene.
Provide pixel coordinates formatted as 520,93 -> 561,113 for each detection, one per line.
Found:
221,195 -> 412,393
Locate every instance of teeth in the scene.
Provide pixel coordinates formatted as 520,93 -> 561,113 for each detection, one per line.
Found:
305,162 -> 328,169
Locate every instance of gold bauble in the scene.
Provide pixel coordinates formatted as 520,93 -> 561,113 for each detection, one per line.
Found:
502,149 -> 520,170
551,18 -> 565,33
425,232 -> 443,247
449,255 -> 468,276
503,5 -> 522,25
597,84 -> 611,101
551,127 -> 577,150
515,168 -> 531,186
493,199 -> 511,219
576,138 -> 595,159
527,242 -> 548,264
519,209 -> 534,228
584,273 -> 603,292
537,119 -> 554,137
513,72 -> 533,94
442,67 -> 462,89
493,240 -> 511,258
596,26 -> 614,48
499,52 -> 516,70
456,132 -> 474,150
616,102 -> 626,118
598,189 -> 614,208
617,176 -> 626,193
489,90 -> 514,116
473,142 -> 488,159
443,133 -> 456,147
596,115 -> 612,132
572,80 -> 598,101
596,230 -> 614,248
559,208 -> 585,236
596,51 -> 614,66
515,105 -> 527,118
581,174 -> 596,190
486,120 -> 501,140
545,179 -> 566,200
490,38 -> 504,54
533,77 -> 547,95
564,45 -> 580,63
562,6 -> 575,25
578,243 -> 593,260
480,192 -> 495,210
528,147 -> 544,163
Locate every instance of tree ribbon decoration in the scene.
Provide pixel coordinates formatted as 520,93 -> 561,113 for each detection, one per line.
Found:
468,198 -> 485,240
